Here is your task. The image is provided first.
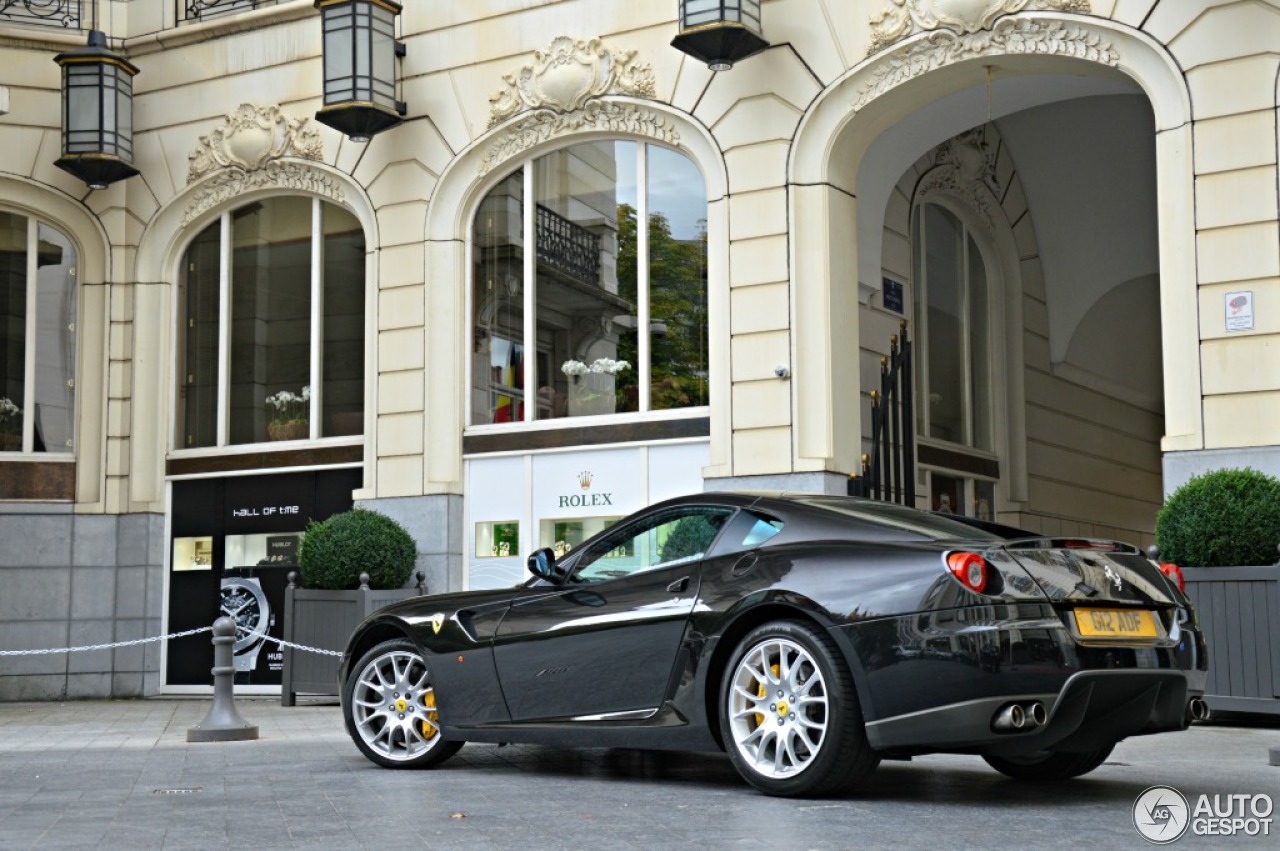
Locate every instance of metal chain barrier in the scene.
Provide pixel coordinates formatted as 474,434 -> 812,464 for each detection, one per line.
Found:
0,626 -> 344,658
0,626 -> 213,656
243,630 -> 344,658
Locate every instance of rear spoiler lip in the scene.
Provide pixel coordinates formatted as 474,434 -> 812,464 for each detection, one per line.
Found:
994,537 -> 1143,556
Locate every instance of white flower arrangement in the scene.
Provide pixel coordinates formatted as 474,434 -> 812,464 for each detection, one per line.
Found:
265,385 -> 310,425
0,396 -> 20,430
561,358 -> 631,377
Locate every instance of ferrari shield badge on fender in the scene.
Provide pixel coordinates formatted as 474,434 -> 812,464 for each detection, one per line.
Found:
431,613 -> 445,634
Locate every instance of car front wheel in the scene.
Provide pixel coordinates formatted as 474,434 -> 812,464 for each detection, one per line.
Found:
343,638 -> 463,769
983,745 -> 1114,781
720,620 -> 878,797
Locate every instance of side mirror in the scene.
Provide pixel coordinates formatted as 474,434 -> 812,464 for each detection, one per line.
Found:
527,547 -> 561,582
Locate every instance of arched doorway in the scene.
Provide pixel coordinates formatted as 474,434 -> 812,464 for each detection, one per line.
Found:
790,12 -> 1195,545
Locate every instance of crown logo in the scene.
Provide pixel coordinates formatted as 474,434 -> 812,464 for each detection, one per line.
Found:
578,470 -> 593,489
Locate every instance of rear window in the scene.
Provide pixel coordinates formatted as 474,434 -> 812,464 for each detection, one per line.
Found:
790,496 -> 1003,542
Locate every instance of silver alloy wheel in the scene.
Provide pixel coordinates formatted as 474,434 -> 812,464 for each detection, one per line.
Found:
726,636 -> 829,779
350,647 -> 443,762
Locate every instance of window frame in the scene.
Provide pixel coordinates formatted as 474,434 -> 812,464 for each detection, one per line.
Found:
171,195 -> 366,454
0,211 -> 78,457
466,140 -> 711,431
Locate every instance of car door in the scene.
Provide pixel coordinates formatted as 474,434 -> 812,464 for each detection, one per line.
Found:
493,506 -> 735,721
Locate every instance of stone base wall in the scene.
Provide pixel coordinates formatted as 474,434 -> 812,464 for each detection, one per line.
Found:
1162,447 -> 1280,498
355,495 -> 463,595
0,510 -> 165,701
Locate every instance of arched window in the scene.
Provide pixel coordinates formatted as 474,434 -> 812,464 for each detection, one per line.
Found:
176,197 -> 365,449
913,201 -> 995,518
470,140 -> 708,424
0,211 -> 77,454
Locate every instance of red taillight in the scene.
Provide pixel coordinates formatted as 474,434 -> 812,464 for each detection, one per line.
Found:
1158,562 -> 1185,593
946,551 -> 988,594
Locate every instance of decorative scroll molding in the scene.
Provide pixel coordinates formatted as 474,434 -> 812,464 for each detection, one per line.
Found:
868,0 -> 1091,55
187,103 -> 322,183
916,131 -> 1004,232
488,36 -> 655,128
182,161 -> 346,226
855,17 -> 1117,111
480,101 -> 679,176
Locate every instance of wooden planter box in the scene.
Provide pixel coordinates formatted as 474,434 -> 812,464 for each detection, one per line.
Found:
280,572 -> 424,706
1182,565 -> 1280,716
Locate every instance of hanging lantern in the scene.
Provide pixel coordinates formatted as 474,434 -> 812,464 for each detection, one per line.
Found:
314,0 -> 407,142
671,0 -> 768,72
53,30 -> 139,190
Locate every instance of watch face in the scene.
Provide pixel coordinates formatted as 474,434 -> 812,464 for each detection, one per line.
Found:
220,579 -> 270,652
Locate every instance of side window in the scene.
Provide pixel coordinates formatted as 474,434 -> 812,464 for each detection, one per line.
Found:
573,508 -> 734,583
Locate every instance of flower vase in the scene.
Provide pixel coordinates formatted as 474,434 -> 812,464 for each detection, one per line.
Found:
268,420 -> 309,441
0,431 -> 20,451
568,374 -> 616,417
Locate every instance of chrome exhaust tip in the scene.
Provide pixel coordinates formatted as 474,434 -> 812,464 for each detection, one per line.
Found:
993,703 -> 1026,731
1027,701 -> 1047,728
1188,697 -> 1210,722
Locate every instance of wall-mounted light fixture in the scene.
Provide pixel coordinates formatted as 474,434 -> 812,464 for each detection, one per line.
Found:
53,30 -> 139,189
313,0 -> 407,142
670,0 -> 768,72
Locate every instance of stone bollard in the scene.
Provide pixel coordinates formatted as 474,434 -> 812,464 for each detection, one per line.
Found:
188,616 -> 260,742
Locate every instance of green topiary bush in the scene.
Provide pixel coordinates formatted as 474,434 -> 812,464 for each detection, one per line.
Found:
298,508 -> 417,590
1155,468 -> 1280,567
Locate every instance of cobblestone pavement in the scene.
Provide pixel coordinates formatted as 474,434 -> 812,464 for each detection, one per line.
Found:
0,698 -> 1276,850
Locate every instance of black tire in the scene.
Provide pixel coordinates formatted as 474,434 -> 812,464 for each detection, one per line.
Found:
983,745 -> 1114,781
343,638 -> 464,769
719,620 -> 879,797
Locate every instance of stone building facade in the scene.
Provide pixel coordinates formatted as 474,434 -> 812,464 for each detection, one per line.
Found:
1,0 -> 1277,698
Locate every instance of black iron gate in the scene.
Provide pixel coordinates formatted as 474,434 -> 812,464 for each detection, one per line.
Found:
848,321 -> 915,505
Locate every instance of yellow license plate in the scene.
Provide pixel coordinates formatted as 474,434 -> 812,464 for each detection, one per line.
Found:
1073,608 -> 1159,639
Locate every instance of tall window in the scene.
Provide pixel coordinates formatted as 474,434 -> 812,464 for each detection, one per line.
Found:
0,211 -> 77,455
177,197 -> 365,449
913,202 -> 995,517
470,141 -> 708,425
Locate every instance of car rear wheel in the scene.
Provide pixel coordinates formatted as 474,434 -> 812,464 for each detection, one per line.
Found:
344,638 -> 463,769
982,745 -> 1114,781
720,620 -> 878,797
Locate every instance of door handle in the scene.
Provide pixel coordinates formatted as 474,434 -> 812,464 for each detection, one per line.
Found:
667,577 -> 690,593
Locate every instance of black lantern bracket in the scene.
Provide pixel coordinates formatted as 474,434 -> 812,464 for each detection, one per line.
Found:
53,29 -> 141,190
313,0 -> 408,142
671,1 -> 769,72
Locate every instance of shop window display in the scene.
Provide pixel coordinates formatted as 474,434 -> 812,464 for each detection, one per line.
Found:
176,197 -> 366,449
0,211 -> 78,454
471,141 -> 708,425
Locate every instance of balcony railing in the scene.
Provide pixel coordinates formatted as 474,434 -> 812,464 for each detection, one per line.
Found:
536,204 -> 601,286
0,0 -> 81,28
179,0 -> 285,23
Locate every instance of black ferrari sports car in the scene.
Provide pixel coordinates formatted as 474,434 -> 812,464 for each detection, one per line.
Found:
338,492 -> 1208,797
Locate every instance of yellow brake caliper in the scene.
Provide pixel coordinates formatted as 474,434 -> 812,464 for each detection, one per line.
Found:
754,663 -> 780,728
421,690 -> 438,739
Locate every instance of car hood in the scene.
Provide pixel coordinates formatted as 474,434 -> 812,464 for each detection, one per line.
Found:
998,544 -> 1177,606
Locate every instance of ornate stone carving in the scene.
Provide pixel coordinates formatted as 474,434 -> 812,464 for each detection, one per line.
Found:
868,0 -> 1092,55
187,103 -> 323,183
855,17 -> 1117,111
480,101 -> 679,175
182,161 -> 346,226
488,36 -> 655,128
916,130 -> 1004,231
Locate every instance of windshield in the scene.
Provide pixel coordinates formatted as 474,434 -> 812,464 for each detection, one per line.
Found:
790,496 -> 1005,542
